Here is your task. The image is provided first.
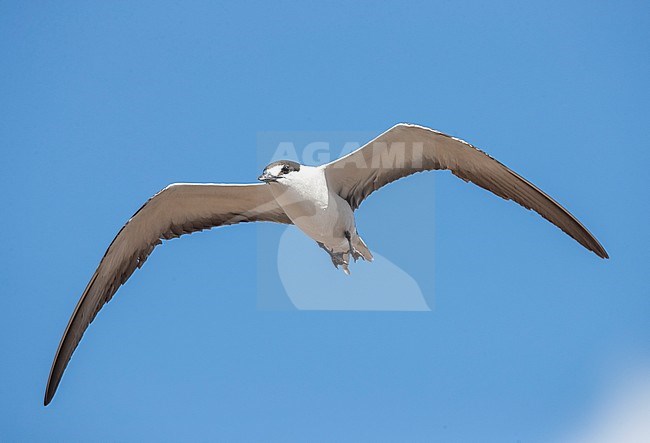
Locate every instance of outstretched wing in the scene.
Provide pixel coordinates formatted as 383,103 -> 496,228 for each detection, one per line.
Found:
45,183 -> 291,405
324,123 -> 608,258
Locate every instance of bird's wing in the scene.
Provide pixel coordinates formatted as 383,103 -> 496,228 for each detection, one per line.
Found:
324,123 -> 608,258
45,183 -> 291,405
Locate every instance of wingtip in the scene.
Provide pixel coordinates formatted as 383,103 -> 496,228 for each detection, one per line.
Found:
590,242 -> 609,259
44,373 -> 59,406
591,238 -> 609,259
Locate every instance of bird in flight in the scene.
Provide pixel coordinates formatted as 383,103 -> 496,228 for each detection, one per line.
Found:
44,123 -> 608,405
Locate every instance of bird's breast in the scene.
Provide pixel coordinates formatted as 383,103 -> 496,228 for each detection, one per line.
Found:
269,179 -> 354,245
270,183 -> 328,221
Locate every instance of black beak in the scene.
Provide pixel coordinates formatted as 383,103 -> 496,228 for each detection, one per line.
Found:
258,172 -> 277,183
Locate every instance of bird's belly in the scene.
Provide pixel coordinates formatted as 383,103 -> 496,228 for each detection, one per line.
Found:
272,186 -> 353,249
293,208 -> 349,247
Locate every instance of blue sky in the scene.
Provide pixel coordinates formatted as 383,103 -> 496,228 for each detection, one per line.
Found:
1,1 -> 648,441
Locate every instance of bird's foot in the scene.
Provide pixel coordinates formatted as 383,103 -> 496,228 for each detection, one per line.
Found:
330,251 -> 350,274
344,230 -> 362,263
350,248 -> 363,262
317,241 -> 351,274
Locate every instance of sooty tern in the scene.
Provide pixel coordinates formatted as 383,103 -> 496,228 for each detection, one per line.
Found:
44,123 -> 608,405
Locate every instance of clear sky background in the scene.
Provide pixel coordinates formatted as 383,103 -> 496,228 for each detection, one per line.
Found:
1,1 -> 648,441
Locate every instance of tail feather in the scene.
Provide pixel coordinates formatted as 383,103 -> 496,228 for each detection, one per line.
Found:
354,235 -> 373,262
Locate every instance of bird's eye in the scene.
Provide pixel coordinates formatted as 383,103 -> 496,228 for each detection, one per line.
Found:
281,166 -> 290,174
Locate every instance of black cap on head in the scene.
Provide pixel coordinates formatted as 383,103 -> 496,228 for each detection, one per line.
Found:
265,160 -> 301,173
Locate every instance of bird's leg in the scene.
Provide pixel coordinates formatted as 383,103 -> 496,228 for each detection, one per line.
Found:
344,230 -> 363,262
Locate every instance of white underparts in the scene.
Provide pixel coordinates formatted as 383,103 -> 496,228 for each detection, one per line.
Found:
267,165 -> 373,273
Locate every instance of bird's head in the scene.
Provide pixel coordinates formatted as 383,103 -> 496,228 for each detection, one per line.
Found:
258,160 -> 301,183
